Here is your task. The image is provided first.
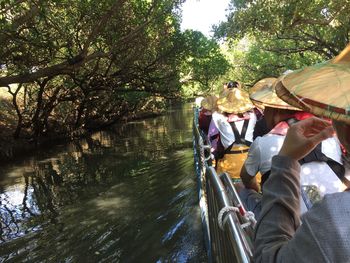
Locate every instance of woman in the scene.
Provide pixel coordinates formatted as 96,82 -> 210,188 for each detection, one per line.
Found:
199,94 -> 218,135
208,88 -> 257,179
254,44 -> 350,262
239,76 -> 344,217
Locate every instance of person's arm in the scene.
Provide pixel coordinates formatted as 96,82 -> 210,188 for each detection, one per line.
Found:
240,138 -> 261,192
240,165 -> 260,192
254,117 -> 334,263
254,155 -> 301,262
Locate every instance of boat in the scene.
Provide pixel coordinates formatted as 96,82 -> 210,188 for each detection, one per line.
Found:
193,105 -> 346,262
193,106 -> 256,263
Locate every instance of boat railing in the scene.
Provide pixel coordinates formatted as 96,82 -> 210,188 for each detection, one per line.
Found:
193,108 -> 212,260
193,107 -> 254,263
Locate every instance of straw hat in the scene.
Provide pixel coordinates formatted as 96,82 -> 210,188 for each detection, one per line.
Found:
249,77 -> 277,94
201,95 -> 218,111
217,88 -> 253,114
276,44 -> 350,124
250,76 -> 301,111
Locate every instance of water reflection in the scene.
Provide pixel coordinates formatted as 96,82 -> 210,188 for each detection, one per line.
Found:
0,103 -> 205,262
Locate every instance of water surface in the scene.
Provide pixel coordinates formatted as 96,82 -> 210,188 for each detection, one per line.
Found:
0,103 -> 206,262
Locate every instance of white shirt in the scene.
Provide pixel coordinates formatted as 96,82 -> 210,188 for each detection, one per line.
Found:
245,135 -> 345,196
211,111 -> 257,149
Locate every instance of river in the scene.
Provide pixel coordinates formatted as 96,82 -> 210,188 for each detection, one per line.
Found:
0,103 -> 207,262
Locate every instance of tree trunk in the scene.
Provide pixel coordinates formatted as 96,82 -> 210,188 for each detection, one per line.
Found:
8,83 -> 23,139
32,78 -> 51,141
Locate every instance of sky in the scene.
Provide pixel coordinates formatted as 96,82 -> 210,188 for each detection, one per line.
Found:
181,0 -> 231,37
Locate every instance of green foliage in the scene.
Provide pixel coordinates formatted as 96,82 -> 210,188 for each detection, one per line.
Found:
215,0 -> 350,86
180,30 -> 230,96
0,0 -> 231,140
0,0 -> 193,140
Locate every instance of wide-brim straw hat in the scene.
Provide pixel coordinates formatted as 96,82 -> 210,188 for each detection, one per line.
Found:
276,43 -> 350,124
250,77 -> 301,111
249,77 -> 277,94
217,88 -> 253,114
201,95 -> 218,111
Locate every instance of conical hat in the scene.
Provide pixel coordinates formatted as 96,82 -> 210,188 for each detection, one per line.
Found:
249,77 -> 277,94
201,95 -> 218,111
276,43 -> 350,124
250,77 -> 301,111
217,88 -> 253,114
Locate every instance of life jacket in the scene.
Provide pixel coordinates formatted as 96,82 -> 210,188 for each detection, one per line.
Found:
216,114 -> 253,180
226,119 -> 252,149
227,112 -> 252,146
210,113 -> 252,159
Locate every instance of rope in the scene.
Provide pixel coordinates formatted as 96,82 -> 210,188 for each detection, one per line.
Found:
245,211 -> 257,226
218,206 -> 239,230
218,206 -> 257,230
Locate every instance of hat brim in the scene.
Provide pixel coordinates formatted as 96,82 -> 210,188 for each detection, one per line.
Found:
274,43 -> 350,124
276,80 -> 350,124
250,83 -> 302,111
217,103 -> 254,114
250,77 -> 277,94
217,89 -> 254,114
201,95 -> 218,111
277,60 -> 350,124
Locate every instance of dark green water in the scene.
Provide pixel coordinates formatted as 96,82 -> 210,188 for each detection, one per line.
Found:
0,104 -> 206,262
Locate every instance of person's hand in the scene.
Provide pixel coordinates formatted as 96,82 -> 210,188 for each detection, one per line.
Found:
279,117 -> 334,161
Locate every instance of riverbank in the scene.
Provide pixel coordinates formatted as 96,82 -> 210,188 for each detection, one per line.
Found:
0,110 -> 164,164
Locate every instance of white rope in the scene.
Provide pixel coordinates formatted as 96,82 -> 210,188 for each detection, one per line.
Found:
241,222 -> 251,229
218,206 -> 257,230
218,206 -> 239,230
245,211 -> 257,226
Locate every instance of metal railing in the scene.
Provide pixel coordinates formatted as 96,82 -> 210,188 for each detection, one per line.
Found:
193,107 -> 254,263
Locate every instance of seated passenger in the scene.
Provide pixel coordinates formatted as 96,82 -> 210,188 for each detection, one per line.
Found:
249,78 -> 278,139
194,96 -> 204,108
209,88 -> 257,180
199,95 -> 218,135
254,44 -> 350,262
221,80 -> 242,96
239,77 -> 345,217
227,80 -> 241,90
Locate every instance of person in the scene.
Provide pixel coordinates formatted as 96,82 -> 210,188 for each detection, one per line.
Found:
194,96 -> 204,108
221,80 -> 241,95
227,80 -> 240,90
249,78 -> 278,139
239,77 -> 345,217
254,43 -> 350,262
208,88 -> 257,179
198,95 -> 218,135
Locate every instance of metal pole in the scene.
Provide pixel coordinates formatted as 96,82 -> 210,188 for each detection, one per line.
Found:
207,167 -> 251,263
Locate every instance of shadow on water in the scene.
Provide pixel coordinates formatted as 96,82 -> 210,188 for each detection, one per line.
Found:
0,103 -> 207,262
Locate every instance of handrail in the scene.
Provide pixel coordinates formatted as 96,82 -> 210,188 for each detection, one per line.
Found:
220,172 -> 255,253
193,107 -> 213,262
202,145 -> 212,162
207,167 -> 252,263
193,106 -> 254,263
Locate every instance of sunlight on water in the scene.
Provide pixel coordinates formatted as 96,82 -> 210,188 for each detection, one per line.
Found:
91,197 -> 130,214
0,103 -> 206,262
3,188 -> 24,206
